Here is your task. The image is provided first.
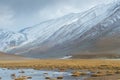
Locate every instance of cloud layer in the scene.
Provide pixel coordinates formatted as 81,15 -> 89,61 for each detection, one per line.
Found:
0,0 -> 114,31
0,5 -> 15,30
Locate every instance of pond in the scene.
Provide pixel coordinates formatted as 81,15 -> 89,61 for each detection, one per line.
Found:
0,68 -> 91,80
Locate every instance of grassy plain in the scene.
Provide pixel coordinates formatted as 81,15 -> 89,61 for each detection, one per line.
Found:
0,59 -> 120,70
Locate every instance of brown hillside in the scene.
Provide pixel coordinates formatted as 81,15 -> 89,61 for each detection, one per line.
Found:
0,52 -> 29,60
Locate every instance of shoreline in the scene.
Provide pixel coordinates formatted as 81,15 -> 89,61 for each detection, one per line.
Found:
0,59 -> 120,79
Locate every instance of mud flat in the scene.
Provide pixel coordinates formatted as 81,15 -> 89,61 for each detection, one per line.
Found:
85,74 -> 120,80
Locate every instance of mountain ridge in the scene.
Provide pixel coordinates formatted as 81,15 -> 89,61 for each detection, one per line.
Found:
0,1 -> 120,58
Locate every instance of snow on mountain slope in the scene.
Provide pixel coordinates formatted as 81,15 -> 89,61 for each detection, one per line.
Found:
20,13 -> 81,43
0,29 -> 26,51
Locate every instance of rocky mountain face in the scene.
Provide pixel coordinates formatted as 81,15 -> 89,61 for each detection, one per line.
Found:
0,1 -> 120,58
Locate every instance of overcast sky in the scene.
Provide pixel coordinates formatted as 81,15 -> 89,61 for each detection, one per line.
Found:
0,0 -> 114,31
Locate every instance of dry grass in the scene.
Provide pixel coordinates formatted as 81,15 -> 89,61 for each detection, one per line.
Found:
0,59 -> 120,70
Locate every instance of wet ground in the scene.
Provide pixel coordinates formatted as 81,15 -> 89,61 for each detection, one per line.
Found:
0,68 -> 91,80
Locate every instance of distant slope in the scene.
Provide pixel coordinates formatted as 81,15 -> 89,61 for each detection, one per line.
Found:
72,52 -> 120,59
0,52 -> 28,60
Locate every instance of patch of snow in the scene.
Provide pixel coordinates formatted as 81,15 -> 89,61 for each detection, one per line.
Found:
60,56 -> 72,59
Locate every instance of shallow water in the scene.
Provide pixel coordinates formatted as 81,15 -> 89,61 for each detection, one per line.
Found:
0,68 -> 90,80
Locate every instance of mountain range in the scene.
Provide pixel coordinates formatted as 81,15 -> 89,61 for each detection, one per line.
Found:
0,1 -> 120,58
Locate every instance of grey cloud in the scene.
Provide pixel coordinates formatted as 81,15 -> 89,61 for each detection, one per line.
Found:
0,0 -> 114,31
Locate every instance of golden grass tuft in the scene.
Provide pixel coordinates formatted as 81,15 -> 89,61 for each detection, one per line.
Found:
71,71 -> 81,77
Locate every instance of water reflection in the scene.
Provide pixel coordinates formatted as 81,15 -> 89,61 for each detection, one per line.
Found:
0,68 -> 90,80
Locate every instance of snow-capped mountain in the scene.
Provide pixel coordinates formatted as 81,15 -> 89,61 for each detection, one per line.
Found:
0,0 -> 120,58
